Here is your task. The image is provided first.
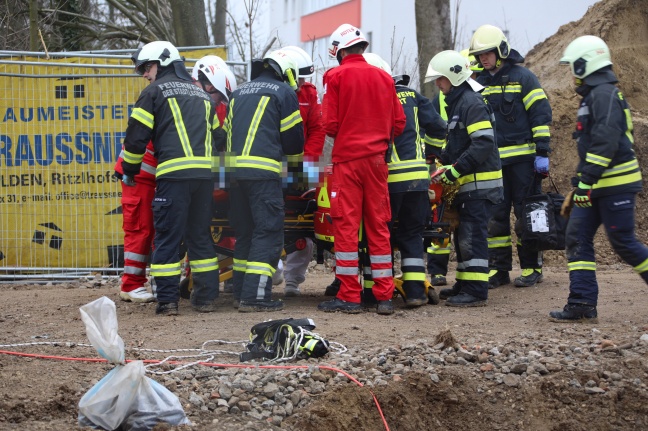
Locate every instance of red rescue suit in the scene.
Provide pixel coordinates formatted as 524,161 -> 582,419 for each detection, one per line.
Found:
114,142 -> 157,292
322,54 -> 406,303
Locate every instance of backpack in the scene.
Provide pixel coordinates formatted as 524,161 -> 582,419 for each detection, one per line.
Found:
239,318 -> 330,362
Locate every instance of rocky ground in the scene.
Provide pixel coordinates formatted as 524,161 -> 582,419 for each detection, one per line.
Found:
1,265 -> 647,430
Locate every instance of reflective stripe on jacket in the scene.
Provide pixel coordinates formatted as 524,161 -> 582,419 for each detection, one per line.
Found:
475,49 -> 552,166
391,85 -> 446,193
122,73 -> 219,180
223,71 -> 304,180
573,69 -> 642,198
441,83 -> 502,203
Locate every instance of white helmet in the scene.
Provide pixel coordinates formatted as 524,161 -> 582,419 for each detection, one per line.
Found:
425,50 -> 472,86
264,49 -> 299,90
191,55 -> 237,103
328,23 -> 368,60
282,46 -> 315,78
560,35 -> 612,79
362,53 -> 392,75
132,41 -> 182,75
469,25 -> 510,60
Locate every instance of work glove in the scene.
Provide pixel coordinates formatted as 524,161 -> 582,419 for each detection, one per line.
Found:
534,156 -> 549,177
431,165 -> 460,186
122,174 -> 136,187
573,182 -> 592,208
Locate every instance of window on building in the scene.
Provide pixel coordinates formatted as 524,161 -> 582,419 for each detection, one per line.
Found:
303,0 -> 350,15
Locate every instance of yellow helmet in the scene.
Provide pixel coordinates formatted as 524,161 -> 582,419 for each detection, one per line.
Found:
469,25 -> 510,59
460,49 -> 483,72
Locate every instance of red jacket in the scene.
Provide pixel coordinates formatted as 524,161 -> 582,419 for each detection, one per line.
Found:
114,141 -> 157,185
322,54 -> 406,163
298,82 -> 325,157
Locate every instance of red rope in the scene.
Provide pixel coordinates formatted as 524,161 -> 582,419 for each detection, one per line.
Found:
0,349 -> 390,431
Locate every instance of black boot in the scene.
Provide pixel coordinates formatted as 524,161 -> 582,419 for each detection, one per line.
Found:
445,292 -> 487,307
488,270 -> 511,289
549,303 -> 598,323
439,283 -> 461,300
324,277 -> 341,296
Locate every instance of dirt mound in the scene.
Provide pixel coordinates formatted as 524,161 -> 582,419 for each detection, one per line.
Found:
288,368 -> 648,431
524,0 -> 648,266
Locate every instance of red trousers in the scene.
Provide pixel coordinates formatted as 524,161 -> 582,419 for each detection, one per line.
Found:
121,181 -> 155,292
330,154 -> 393,302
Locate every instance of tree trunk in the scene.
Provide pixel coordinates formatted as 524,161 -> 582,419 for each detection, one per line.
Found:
213,0 -> 227,45
415,0 -> 451,99
169,0 -> 210,46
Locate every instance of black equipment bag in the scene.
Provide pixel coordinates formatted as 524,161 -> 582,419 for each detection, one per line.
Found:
239,318 -> 329,362
516,176 -> 567,251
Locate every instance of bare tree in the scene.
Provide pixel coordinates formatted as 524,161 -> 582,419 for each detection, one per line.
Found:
169,0 -> 209,46
1,0 -> 211,51
208,0 -> 227,45
415,0 -> 452,99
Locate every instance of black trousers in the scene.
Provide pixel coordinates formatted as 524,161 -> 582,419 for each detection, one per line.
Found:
229,178 -> 284,302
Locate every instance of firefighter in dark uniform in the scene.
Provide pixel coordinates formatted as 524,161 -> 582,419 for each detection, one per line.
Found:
425,49 -> 482,289
222,49 -> 304,312
469,25 -> 552,289
357,53 -> 446,308
426,50 -> 503,307
550,36 -> 648,322
122,41 -> 221,316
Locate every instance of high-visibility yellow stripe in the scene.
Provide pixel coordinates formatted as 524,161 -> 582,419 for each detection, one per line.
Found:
523,88 -> 547,110
600,159 -> 638,178
402,272 -> 427,281
532,125 -> 550,138
122,150 -> 144,164
568,261 -> 596,271
593,171 -> 642,189
585,152 -> 611,167
482,84 -> 522,96
424,135 -> 445,148
457,169 -> 502,185
388,170 -> 429,183
456,271 -> 489,281
634,257 -> 648,274
243,96 -> 270,155
280,109 -> 303,132
204,100 -> 213,157
499,143 -> 535,158
236,156 -> 282,173
131,107 -> 154,129
621,107 -> 634,144
156,156 -> 211,176
168,98 -> 192,157
190,257 -> 219,273
488,236 -> 511,248
150,261 -> 183,277
467,121 -> 492,134
233,257 -> 246,272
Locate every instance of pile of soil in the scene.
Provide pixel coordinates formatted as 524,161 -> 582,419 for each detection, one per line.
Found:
524,0 -> 648,266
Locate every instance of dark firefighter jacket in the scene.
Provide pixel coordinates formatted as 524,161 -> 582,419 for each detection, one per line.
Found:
391,85 -> 446,193
441,82 -> 503,204
572,67 -> 642,198
122,66 -> 220,180
475,49 -> 552,166
222,70 -> 304,180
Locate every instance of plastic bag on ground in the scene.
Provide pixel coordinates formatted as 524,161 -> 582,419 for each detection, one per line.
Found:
78,296 -> 189,430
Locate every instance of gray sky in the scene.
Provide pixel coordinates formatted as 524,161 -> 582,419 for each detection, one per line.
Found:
453,0 -> 601,55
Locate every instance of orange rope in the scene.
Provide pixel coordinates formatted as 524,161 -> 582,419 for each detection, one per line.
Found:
0,349 -> 390,431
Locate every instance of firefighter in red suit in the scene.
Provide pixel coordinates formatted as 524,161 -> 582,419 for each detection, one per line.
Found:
272,45 -> 326,297
317,24 -> 406,315
114,141 -> 157,302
